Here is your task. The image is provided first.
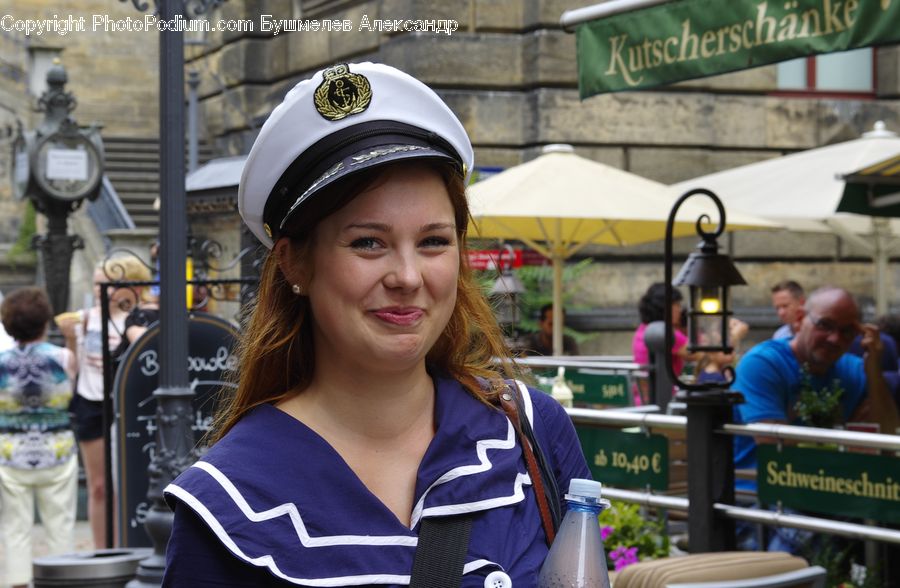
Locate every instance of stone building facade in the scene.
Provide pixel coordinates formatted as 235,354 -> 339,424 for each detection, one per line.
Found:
2,0 -> 900,351
183,0 -> 900,352
0,0 -> 161,293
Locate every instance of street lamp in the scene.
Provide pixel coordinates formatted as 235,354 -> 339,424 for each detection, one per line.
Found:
11,60 -> 104,321
117,1 -> 224,586
489,245 -> 526,339
666,188 -> 747,389
663,187 -> 745,553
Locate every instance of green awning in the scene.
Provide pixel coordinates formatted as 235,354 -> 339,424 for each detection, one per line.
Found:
837,153 -> 900,217
576,0 -> 900,97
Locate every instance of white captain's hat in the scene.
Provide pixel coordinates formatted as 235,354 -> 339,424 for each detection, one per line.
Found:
238,62 -> 475,249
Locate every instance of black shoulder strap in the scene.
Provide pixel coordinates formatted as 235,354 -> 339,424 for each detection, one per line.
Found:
408,514 -> 473,588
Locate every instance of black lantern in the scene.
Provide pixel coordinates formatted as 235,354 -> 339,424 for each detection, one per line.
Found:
664,188 -> 747,553
489,246 -> 526,337
665,188 -> 746,391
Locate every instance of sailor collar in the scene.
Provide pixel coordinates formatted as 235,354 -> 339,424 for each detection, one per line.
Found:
164,377 -> 537,585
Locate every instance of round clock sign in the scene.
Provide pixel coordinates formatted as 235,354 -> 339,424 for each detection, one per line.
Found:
33,131 -> 102,201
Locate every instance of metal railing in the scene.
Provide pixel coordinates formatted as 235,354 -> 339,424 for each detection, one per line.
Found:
568,405 -> 685,430
86,176 -> 136,234
517,356 -> 644,371
598,488 -> 900,545
569,406 -> 900,546
515,355 -> 651,407
722,422 -> 900,451
715,503 -> 900,545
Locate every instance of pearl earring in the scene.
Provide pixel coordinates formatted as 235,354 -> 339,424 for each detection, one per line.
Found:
291,284 -> 302,295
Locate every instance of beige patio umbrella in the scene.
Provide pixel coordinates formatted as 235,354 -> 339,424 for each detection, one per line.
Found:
671,122 -> 900,315
467,144 -> 776,355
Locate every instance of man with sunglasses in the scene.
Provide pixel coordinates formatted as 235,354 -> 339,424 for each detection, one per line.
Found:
731,287 -> 900,550
735,286 -> 899,472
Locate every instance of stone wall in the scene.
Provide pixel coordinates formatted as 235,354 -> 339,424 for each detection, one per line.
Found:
0,0 -> 161,293
5,0 -> 891,353
5,0 -> 160,137
0,29 -> 33,245
177,0 -> 900,356
187,1 -> 900,159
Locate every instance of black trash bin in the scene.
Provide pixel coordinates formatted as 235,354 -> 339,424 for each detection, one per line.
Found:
33,548 -> 152,588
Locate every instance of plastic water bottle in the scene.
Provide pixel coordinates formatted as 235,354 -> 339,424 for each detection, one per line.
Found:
537,478 -> 611,588
551,366 -> 573,408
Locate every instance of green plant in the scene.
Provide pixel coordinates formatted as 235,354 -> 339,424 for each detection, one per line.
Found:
805,539 -> 882,588
473,256 -> 594,343
598,500 -> 669,571
7,200 -> 37,265
793,365 -> 844,429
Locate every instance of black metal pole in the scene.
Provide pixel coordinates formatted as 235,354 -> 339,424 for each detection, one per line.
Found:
684,391 -> 741,552
643,321 -> 671,410
100,283 -> 115,548
39,204 -> 76,318
187,70 -> 199,174
128,0 -> 192,584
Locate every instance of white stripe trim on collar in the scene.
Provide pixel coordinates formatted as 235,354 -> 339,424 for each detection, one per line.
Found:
409,391 -> 525,528
165,483 -> 410,586
175,461 -> 418,547
419,471 -> 531,519
514,380 -> 536,428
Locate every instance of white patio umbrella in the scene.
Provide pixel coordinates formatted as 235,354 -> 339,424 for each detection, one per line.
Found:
671,121 -> 900,314
468,144 -> 776,355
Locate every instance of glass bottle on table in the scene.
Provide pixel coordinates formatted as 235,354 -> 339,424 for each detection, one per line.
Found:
537,478 -> 611,588
551,366 -> 573,408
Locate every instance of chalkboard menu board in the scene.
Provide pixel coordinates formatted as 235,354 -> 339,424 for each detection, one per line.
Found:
113,313 -> 238,547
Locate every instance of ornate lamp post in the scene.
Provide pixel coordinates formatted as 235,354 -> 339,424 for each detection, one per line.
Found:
11,61 -> 104,319
117,0 -> 223,586
663,188 -> 746,552
489,246 -> 526,339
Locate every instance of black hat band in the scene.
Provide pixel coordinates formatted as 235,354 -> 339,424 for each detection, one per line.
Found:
262,120 -> 463,240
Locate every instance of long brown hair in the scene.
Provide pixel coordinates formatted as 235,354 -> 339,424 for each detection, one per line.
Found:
211,161 -> 518,442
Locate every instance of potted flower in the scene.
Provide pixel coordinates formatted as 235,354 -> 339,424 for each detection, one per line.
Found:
598,500 -> 670,572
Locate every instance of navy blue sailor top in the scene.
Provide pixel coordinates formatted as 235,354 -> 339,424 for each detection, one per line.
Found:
162,377 -> 590,587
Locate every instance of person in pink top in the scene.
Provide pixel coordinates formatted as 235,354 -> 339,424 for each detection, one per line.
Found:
632,283 -> 701,404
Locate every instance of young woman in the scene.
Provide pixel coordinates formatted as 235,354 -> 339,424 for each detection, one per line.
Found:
162,62 -> 590,586
631,282 -> 705,404
59,256 -> 152,548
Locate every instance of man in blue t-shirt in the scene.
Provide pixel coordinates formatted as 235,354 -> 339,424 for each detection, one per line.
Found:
732,287 -> 900,553
734,287 -> 899,483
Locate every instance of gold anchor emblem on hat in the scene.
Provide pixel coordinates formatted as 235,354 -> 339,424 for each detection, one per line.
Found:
314,64 -> 373,121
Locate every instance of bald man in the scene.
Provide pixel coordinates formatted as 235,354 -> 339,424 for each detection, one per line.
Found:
734,287 -> 900,481
732,288 -> 900,552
